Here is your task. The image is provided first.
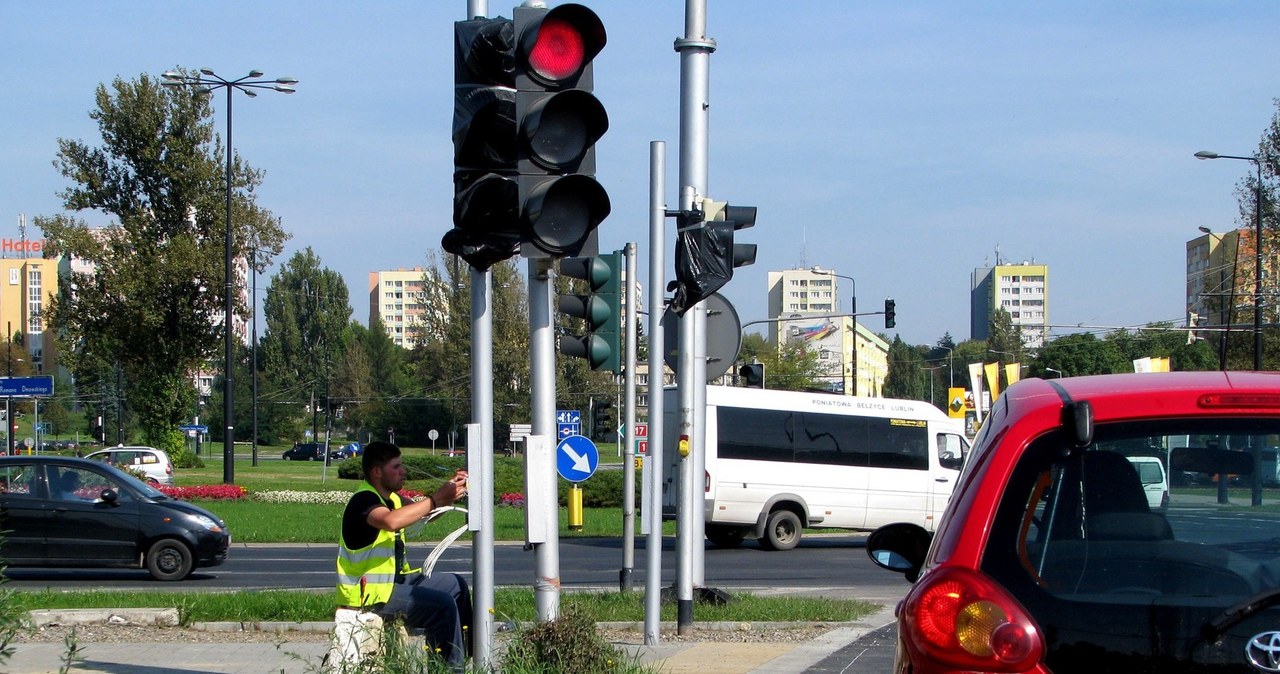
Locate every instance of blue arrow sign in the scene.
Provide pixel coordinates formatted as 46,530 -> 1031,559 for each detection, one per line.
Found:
557,409 -> 581,425
0,376 -> 53,397
556,434 -> 599,483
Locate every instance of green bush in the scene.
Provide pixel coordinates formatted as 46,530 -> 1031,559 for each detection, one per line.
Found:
501,606 -> 640,674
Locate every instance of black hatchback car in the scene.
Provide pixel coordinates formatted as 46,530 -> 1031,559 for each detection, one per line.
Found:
0,456 -> 230,580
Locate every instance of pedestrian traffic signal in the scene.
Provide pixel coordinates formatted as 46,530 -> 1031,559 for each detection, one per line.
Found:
740,363 -> 765,388
514,4 -> 610,258
444,15 -> 519,270
885,298 -> 896,329
670,198 -> 757,315
558,251 -> 623,373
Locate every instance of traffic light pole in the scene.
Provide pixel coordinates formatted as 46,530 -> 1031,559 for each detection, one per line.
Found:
675,0 -> 715,636
644,141 -> 667,645
620,241 -> 638,592
469,268 -> 495,668
528,259 -> 561,624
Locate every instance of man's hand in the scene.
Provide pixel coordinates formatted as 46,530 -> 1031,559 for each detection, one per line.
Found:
432,470 -> 468,508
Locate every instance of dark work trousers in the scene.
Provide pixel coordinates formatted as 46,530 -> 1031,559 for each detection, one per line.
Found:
377,572 -> 473,668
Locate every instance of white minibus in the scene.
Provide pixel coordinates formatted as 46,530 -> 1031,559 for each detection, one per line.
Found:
662,386 -> 969,550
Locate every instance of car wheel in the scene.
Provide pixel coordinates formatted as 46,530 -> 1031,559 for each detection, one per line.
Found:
706,524 -> 747,548
146,539 -> 194,581
759,509 -> 802,551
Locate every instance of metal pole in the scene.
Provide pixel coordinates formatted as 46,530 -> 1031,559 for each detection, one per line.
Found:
470,268 -> 495,668
620,242 -> 638,591
1254,160 -> 1263,372
644,141 -> 666,645
223,89 -> 235,485
528,259 -> 560,623
675,0 -> 715,634
252,247 -> 259,467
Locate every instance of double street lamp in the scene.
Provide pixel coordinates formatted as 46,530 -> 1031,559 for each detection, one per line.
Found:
1194,150 -> 1265,371
163,68 -> 297,484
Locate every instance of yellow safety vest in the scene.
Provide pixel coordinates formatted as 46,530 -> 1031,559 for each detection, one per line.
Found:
335,483 -> 410,608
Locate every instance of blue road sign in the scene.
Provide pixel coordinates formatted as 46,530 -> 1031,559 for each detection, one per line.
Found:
0,376 -> 53,397
557,409 -> 582,425
556,434 -> 599,483
179,424 -> 209,433
557,423 -> 579,440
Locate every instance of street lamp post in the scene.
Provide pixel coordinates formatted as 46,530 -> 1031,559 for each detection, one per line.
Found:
1195,151 -> 1265,371
163,69 -> 297,484
811,268 -> 857,314
1045,367 -> 1064,378
937,344 -> 955,388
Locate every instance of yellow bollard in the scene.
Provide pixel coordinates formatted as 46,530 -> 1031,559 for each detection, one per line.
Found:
568,483 -> 584,530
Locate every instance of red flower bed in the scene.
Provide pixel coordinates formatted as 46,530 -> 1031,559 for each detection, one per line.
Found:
157,484 -> 248,500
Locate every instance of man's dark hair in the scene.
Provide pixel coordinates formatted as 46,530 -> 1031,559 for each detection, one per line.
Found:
361,441 -> 401,479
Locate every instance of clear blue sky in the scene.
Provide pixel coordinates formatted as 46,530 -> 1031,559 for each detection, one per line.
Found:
4,2 -> 1279,346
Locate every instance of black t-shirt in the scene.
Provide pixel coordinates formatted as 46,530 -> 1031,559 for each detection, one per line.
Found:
341,489 -> 394,551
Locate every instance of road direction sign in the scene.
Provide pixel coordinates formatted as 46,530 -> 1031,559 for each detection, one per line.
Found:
557,409 -> 581,425
556,434 -> 599,483
0,376 -> 53,397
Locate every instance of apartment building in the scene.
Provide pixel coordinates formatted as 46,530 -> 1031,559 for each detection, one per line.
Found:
765,266 -> 888,395
369,268 -> 428,348
970,261 -> 1050,349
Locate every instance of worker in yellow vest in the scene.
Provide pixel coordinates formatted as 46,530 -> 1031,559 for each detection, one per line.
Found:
336,441 -> 471,667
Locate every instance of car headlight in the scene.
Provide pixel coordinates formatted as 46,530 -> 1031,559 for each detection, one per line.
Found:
189,513 -> 224,533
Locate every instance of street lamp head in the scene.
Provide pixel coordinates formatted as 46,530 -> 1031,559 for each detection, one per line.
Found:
248,70 -> 265,78
161,70 -> 182,82
273,84 -> 297,94
1195,151 -> 1220,160
275,77 -> 299,85
1199,226 -> 1212,234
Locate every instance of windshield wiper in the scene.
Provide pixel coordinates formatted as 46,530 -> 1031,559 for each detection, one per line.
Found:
1203,589 -> 1280,641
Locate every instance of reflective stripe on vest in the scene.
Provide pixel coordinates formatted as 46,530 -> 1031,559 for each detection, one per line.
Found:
336,483 -> 403,607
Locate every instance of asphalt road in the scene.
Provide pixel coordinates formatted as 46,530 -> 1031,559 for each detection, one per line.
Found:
2,533 -> 909,604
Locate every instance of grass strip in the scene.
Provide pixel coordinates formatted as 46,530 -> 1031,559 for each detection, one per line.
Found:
10,588 -> 878,625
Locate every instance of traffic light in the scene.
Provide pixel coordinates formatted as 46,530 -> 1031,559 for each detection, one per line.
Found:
739,363 -> 765,388
669,198 -> 757,315
444,15 -> 520,271
885,298 -> 896,329
558,251 -> 623,373
514,4 -> 610,258
591,400 -> 615,442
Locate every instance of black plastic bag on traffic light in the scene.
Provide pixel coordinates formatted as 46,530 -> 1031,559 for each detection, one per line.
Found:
668,222 -> 734,316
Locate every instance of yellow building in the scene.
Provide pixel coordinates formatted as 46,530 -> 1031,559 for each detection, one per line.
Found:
0,239 -> 60,375
369,268 -> 429,348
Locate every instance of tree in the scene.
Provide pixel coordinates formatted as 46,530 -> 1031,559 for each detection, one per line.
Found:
259,248 -> 351,440
884,336 -> 926,400
36,72 -> 288,453
986,309 -> 1025,362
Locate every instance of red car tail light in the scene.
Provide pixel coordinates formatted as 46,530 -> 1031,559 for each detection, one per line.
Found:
903,566 -> 1043,671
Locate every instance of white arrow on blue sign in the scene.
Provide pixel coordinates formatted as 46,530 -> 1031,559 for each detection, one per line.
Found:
556,434 -> 599,483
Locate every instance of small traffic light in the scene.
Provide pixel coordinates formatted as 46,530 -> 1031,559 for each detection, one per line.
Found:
558,251 -> 623,373
514,4 -> 610,258
884,298 -> 896,329
592,401 -> 614,442
443,15 -> 519,270
739,363 -> 765,388
669,198 -> 757,315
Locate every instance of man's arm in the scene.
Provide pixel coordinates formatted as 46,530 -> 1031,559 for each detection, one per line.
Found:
366,470 -> 468,532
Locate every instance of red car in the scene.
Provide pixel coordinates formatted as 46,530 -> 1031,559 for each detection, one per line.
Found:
869,371 -> 1280,673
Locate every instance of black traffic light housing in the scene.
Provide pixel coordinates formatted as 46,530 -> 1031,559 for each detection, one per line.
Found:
445,16 -> 518,270
558,251 -> 623,373
740,363 -> 765,388
514,4 -> 610,259
591,400 -> 615,442
669,198 -> 757,315
444,5 -> 610,269
885,298 -> 896,329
